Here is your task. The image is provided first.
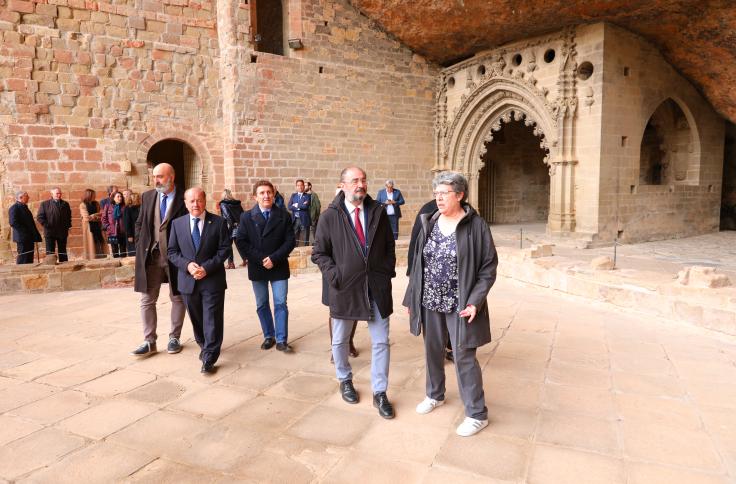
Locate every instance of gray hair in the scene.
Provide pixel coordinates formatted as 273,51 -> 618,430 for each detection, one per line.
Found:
385,179 -> 394,187
432,171 -> 468,203
15,190 -> 27,200
221,188 -> 234,200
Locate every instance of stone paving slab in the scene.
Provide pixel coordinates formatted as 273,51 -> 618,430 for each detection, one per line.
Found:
0,271 -> 735,482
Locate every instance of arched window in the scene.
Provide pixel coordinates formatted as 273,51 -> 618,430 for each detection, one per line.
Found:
639,99 -> 695,185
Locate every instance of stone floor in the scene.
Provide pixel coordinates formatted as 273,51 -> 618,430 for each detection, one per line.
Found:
0,271 -> 735,483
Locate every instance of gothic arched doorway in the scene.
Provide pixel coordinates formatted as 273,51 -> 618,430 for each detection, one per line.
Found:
146,139 -> 200,193
478,119 -> 550,224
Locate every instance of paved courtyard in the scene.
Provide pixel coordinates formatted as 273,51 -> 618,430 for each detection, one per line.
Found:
0,270 -> 735,483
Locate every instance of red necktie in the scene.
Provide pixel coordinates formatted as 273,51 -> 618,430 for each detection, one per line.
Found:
354,207 -> 366,247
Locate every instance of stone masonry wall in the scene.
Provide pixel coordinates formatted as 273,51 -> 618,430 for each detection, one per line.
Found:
598,24 -> 725,243
220,0 -> 438,231
0,0 -> 224,260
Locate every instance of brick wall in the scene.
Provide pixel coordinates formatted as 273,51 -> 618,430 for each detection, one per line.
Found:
0,0 -> 224,259
0,0 -> 438,260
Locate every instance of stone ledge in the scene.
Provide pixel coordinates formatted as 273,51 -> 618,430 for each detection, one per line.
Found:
497,247 -> 736,336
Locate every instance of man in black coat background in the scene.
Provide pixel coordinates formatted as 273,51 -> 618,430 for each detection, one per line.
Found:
9,190 -> 42,264
168,187 -> 231,373
236,180 -> 296,352
36,187 -> 72,262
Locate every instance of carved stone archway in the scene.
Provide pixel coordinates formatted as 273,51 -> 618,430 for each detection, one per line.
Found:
438,78 -> 577,233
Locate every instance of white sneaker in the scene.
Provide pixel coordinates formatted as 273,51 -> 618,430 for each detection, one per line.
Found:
415,397 -> 445,414
456,417 -> 488,437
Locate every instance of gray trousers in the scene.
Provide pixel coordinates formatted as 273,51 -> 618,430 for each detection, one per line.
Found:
423,308 -> 487,420
140,262 -> 186,343
332,300 -> 390,393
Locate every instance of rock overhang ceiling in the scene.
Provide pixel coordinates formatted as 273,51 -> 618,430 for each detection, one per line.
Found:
348,0 -> 736,124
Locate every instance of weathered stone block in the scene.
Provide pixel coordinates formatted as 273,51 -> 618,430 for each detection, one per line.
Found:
21,273 -> 48,290
677,266 -> 731,288
115,264 -> 135,282
62,269 -> 101,291
591,256 -> 615,271
529,244 -> 554,258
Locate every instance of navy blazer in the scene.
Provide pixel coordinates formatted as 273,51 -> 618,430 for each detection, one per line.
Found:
287,192 -> 311,227
376,188 -> 405,218
9,202 -> 42,243
167,211 -> 230,295
235,205 -> 296,282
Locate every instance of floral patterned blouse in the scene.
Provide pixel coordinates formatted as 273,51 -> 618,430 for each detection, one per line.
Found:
422,223 -> 459,313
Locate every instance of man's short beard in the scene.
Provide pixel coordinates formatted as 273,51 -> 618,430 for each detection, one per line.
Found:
348,192 -> 365,202
155,181 -> 172,194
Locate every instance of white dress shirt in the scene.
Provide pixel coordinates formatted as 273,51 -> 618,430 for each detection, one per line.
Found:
385,191 -> 395,216
189,212 -> 205,237
344,199 -> 366,231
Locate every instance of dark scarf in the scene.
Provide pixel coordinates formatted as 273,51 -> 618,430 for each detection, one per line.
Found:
113,203 -> 122,221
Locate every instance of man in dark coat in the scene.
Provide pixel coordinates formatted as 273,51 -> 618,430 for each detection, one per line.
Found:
288,179 -> 311,246
311,166 -> 396,419
131,163 -> 188,357
168,188 -> 231,373
236,180 -> 296,352
9,190 -> 42,264
36,187 -> 72,262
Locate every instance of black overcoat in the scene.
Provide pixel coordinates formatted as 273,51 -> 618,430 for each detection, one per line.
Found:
9,202 -> 42,243
311,192 -> 396,321
235,205 -> 296,282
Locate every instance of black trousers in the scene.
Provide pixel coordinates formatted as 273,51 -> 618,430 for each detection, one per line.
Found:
16,241 -> 34,264
183,289 -> 225,365
45,236 -> 68,262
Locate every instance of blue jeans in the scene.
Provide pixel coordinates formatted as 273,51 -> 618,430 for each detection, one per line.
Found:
332,300 -> 390,393
252,279 -> 289,343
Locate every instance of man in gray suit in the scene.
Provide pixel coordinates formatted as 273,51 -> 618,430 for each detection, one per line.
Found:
130,163 -> 188,357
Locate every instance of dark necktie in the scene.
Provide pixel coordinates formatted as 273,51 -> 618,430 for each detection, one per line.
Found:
263,210 -> 270,222
160,194 -> 168,222
354,207 -> 366,248
192,218 -> 201,252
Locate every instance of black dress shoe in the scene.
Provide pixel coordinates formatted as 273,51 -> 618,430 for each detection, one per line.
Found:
276,342 -> 293,353
340,380 -> 359,404
373,391 -> 395,419
260,337 -> 276,350
201,361 -> 216,374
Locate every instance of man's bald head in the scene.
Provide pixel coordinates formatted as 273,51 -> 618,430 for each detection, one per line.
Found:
153,163 -> 175,194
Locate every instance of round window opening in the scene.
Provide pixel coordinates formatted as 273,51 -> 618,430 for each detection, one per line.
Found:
544,49 -> 556,63
477,64 -> 486,77
512,54 -> 522,66
577,61 -> 594,80
447,76 -> 455,88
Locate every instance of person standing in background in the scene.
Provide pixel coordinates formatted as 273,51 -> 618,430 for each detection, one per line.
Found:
80,188 -> 105,260
376,179 -> 405,240
9,190 -> 41,264
218,189 -> 244,269
124,192 -> 141,257
36,187 -> 72,263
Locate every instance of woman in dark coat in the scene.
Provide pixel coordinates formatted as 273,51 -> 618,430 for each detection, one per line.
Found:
101,191 -> 127,258
123,192 -> 141,257
403,171 -> 498,437
218,189 -> 244,269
